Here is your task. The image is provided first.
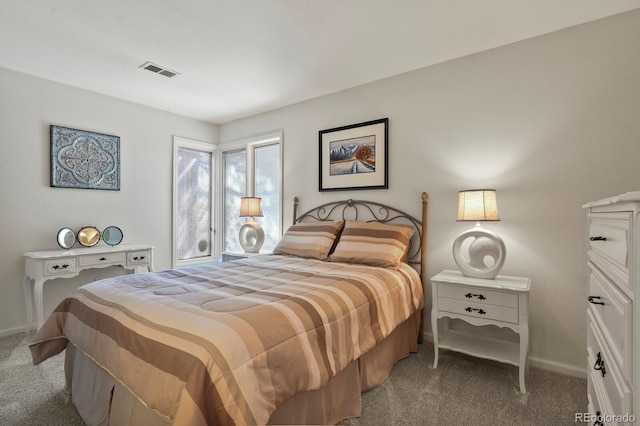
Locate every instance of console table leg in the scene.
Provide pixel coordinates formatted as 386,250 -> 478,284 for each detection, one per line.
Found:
33,279 -> 45,331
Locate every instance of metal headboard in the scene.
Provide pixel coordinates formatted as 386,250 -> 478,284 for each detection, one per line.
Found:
292,192 -> 429,286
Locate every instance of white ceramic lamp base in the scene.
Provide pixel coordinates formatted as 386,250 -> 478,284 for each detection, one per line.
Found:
452,223 -> 506,279
239,220 -> 265,253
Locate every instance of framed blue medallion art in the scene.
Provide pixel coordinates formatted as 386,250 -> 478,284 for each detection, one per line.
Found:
50,125 -> 120,190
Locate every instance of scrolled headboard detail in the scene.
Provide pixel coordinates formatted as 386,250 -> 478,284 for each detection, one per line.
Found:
292,192 -> 428,286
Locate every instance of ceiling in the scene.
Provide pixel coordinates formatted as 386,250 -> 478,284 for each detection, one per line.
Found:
2,1 -> 639,124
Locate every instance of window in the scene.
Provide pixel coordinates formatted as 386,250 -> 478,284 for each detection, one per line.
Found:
172,137 -> 216,267
222,133 -> 282,253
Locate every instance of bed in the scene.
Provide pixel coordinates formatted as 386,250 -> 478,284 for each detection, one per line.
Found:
29,193 -> 428,425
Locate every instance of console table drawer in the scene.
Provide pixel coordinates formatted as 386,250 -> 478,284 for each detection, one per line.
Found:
127,250 -> 151,266
44,258 -> 77,276
79,252 -> 126,267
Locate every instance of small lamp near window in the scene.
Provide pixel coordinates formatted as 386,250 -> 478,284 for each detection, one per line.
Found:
452,189 -> 506,279
239,197 -> 265,253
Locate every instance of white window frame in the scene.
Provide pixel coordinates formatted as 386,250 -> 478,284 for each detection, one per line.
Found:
217,132 -> 283,253
172,136 -> 218,268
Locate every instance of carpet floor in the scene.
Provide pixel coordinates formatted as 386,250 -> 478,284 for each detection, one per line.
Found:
0,332 -> 587,425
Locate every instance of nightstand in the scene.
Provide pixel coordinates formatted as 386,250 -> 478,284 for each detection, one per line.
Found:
219,251 -> 263,262
431,270 -> 531,393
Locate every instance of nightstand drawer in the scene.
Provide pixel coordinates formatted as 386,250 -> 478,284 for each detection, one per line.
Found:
437,283 -> 518,308
79,252 -> 126,267
44,258 -> 77,276
438,297 -> 519,323
588,263 -> 633,379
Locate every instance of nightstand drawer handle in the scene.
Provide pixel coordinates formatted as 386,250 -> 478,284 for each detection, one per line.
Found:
465,292 -> 486,300
593,352 -> 606,378
99,257 -> 107,261
589,236 -> 606,241
587,296 -> 604,306
464,307 -> 486,315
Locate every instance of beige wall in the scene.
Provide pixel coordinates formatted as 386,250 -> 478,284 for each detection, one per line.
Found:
219,10 -> 640,374
0,67 -> 217,335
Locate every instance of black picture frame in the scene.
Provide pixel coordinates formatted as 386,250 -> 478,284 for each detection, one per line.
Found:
319,118 -> 388,191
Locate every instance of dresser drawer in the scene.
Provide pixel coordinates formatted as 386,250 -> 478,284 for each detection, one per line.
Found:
587,310 -> 632,418
438,297 -> 518,324
437,283 -> 518,308
44,258 -> 77,276
588,263 -> 633,379
588,213 -> 631,294
78,252 -> 126,267
127,250 -> 151,266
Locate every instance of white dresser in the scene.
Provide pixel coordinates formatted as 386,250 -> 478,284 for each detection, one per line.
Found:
584,192 -> 640,424
23,244 -> 154,331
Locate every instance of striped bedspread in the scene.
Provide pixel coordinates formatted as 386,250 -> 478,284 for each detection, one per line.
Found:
29,254 -> 423,425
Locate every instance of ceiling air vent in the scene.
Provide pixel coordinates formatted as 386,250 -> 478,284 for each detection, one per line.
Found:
139,61 -> 180,78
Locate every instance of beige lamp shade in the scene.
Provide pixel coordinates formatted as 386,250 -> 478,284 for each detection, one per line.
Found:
457,189 -> 500,221
239,197 -> 263,218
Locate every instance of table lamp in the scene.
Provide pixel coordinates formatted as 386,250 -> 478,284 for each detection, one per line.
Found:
239,197 -> 265,253
452,189 -> 506,279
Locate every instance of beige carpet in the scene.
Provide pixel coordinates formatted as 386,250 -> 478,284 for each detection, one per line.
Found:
1,332 -> 587,425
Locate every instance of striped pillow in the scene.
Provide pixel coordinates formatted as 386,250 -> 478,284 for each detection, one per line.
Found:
329,220 -> 413,269
272,220 -> 345,260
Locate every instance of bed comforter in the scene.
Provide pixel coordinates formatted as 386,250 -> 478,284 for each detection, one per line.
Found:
29,254 -> 423,425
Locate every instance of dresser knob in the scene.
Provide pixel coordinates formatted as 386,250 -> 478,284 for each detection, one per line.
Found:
589,236 -> 606,241
587,296 -> 605,306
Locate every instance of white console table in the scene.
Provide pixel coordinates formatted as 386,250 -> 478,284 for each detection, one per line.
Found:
23,244 -> 154,331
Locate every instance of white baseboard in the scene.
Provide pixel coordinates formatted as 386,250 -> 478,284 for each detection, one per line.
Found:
422,331 -> 587,379
528,356 -> 587,379
0,325 -> 27,338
